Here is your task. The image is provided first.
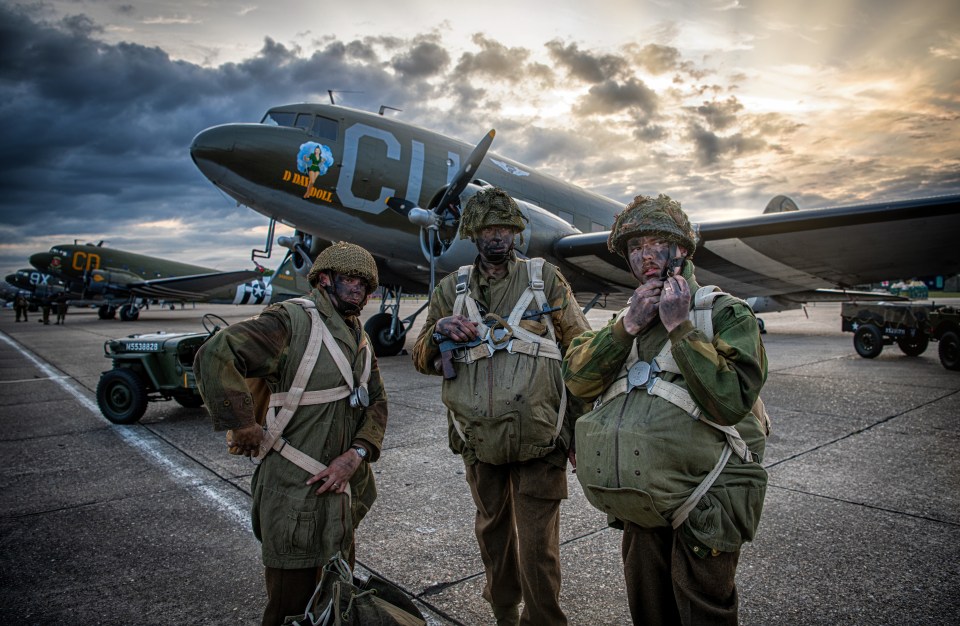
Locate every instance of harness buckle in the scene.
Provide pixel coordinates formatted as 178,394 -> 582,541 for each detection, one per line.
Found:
350,386 -> 370,408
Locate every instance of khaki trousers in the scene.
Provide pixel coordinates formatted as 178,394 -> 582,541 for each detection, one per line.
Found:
621,522 -> 740,626
464,459 -> 568,626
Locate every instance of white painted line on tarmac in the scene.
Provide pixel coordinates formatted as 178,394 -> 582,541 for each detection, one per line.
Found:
0,331 -> 251,530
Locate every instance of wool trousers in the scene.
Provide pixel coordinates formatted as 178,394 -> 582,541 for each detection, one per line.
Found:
464,459 -> 568,626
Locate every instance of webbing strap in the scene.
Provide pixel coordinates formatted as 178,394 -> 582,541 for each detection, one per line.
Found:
272,439 -> 351,497
256,297 -> 367,495
670,445 -> 731,529
258,298 -> 323,458
268,387 -> 351,407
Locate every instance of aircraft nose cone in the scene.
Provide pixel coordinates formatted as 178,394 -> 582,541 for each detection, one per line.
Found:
30,252 -> 55,271
190,125 -> 236,162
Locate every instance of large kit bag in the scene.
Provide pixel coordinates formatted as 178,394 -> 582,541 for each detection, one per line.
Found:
283,554 -> 425,626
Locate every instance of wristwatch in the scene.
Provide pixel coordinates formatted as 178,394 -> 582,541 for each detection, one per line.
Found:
352,444 -> 368,460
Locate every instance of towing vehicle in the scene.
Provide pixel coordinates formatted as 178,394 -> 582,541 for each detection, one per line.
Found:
841,302 -> 960,370
95,314 -> 227,423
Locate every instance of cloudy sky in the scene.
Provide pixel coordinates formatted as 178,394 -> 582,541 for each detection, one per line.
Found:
2,0 -> 959,278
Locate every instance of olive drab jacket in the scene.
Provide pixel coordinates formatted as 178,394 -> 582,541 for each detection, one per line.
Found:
194,290 -> 387,569
412,253 -> 591,468
562,262 -> 768,553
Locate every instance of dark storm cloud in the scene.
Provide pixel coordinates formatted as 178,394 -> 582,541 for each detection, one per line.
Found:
391,37 -> 450,78
693,96 -> 743,130
453,34 -> 531,81
545,39 -> 627,83
573,78 -> 659,116
688,123 -> 766,166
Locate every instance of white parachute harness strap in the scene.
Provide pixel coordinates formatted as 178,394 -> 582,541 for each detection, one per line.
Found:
256,297 -> 373,497
449,260 -> 566,440
595,285 -> 757,528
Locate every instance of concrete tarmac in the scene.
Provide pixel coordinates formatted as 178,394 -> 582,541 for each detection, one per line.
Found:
1,297 -> 958,625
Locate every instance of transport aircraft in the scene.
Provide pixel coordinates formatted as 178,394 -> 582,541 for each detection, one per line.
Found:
190,103 -> 960,355
28,242 -> 302,321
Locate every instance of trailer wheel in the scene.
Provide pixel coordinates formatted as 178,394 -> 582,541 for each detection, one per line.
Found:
854,325 -> 883,358
897,335 -> 929,357
939,331 -> 960,371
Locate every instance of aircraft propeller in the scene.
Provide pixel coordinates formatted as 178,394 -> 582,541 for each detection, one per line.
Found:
386,129 -> 496,294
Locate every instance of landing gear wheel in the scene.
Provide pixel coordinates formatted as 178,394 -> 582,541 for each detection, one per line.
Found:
119,304 -> 140,321
96,369 -> 148,424
365,312 -> 405,357
202,313 -> 229,335
98,305 -> 116,320
174,394 -> 204,409
939,331 -> 960,371
854,324 -> 883,358
897,335 -> 928,357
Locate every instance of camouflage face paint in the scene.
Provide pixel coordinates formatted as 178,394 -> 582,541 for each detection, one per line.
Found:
475,225 -> 516,264
325,272 -> 368,316
627,236 -> 672,284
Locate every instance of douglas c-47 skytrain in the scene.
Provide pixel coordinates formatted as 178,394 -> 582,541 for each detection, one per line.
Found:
28,242 -> 308,320
190,102 -> 960,355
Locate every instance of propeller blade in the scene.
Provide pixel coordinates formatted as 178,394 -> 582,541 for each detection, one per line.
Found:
385,196 -> 418,217
435,129 -> 495,219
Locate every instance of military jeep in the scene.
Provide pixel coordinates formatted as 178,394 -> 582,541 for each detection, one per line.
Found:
95,314 -> 227,424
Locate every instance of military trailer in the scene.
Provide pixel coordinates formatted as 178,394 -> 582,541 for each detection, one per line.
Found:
841,302 -> 959,370
95,314 -> 226,424
929,306 -> 960,371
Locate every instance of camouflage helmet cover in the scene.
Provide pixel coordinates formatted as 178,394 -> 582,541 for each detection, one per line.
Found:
607,193 -> 697,258
307,241 -> 379,291
458,187 -> 528,242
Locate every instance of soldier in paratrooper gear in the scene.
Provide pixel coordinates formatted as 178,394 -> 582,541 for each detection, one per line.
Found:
194,241 -> 388,626
562,194 -> 768,626
14,294 -> 28,322
412,188 -> 591,626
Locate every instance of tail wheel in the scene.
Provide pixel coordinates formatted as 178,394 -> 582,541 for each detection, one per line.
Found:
939,331 -> 960,371
96,368 -> 148,424
897,334 -> 928,357
854,325 -> 883,358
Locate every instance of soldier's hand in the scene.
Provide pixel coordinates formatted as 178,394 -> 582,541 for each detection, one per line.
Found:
623,280 -> 663,335
436,315 -> 480,342
226,423 -> 263,456
659,275 -> 691,332
306,448 -> 362,495
568,448 -> 577,472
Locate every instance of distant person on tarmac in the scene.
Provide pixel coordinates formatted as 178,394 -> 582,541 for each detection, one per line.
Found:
55,294 -> 68,325
194,241 -> 388,626
39,298 -> 51,325
14,294 -> 28,322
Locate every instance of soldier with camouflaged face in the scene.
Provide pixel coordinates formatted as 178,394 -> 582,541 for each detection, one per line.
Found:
562,194 -> 768,626
194,241 -> 387,626
412,188 -> 591,626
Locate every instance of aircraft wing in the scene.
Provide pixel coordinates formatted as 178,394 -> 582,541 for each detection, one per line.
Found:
554,194 -> 960,301
125,270 -> 263,300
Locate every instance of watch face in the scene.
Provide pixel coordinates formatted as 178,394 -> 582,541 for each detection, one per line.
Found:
354,445 -> 368,459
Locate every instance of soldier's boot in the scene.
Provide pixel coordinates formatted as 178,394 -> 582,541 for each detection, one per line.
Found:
492,603 -> 519,626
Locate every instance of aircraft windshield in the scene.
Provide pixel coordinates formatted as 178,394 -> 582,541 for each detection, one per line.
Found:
260,111 -> 338,140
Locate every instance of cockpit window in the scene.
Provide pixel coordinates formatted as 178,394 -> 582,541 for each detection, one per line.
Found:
261,111 -> 295,127
259,111 -> 338,140
295,113 -> 312,130
311,116 -> 338,140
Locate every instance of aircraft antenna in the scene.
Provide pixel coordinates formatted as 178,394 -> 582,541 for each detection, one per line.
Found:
379,105 -> 402,116
327,89 -> 363,105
